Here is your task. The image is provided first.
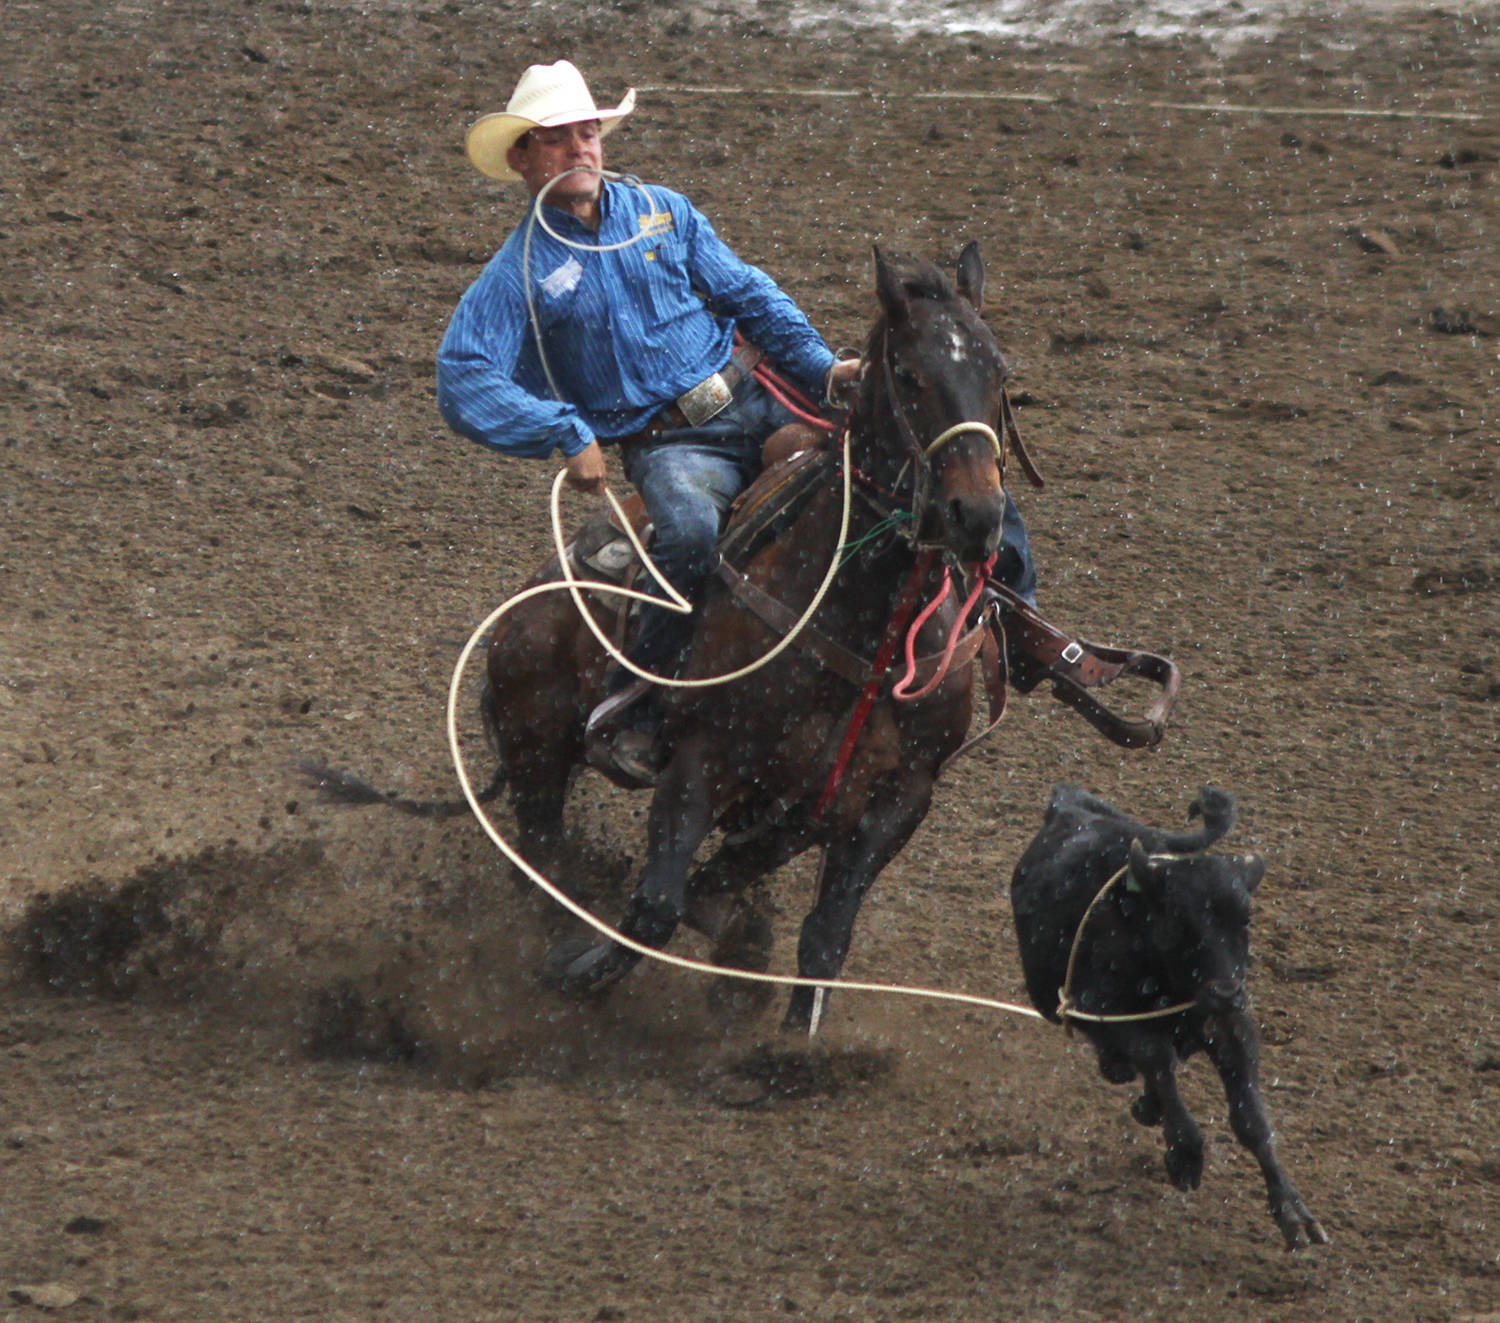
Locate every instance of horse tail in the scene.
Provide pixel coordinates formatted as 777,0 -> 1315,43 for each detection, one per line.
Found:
295,759 -> 504,821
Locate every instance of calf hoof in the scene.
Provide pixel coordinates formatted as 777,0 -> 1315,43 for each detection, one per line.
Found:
1164,1141 -> 1204,1192
541,937 -> 639,997
1130,1091 -> 1164,1127
1274,1198 -> 1331,1252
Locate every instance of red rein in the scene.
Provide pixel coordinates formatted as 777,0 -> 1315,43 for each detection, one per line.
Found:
889,554 -> 994,702
752,361 -> 838,433
811,552 -> 996,823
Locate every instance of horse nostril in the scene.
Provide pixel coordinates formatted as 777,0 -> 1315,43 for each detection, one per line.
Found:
948,497 -> 1003,550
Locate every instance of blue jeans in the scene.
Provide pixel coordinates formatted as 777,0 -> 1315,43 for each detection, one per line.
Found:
616,374 -> 795,687
998,491 -> 1037,606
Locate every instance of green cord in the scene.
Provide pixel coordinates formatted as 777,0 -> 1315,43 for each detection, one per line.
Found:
837,511 -> 911,569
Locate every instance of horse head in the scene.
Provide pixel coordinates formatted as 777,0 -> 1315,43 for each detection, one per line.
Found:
854,242 -> 1009,567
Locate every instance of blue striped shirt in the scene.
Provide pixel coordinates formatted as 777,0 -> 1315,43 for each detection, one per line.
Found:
436,179 -> 835,459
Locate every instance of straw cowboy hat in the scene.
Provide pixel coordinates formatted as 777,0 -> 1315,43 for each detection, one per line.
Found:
465,60 -> 636,181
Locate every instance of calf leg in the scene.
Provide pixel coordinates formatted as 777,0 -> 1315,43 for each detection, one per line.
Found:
1129,1036 -> 1203,1191
1204,1013 -> 1330,1251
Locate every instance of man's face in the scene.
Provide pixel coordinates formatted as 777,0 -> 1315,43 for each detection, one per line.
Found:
507,120 -> 604,210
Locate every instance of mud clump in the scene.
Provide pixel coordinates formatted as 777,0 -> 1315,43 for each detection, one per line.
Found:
4,842 -> 319,998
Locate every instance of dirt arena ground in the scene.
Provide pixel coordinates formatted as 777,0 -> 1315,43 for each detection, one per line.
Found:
2,1 -> 1498,1318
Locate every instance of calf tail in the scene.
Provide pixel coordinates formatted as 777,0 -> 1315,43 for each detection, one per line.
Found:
295,759 -> 503,820
1042,782 -> 1238,854
1167,784 -> 1237,851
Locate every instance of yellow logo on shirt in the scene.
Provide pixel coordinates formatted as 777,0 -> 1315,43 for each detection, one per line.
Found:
638,211 -> 674,238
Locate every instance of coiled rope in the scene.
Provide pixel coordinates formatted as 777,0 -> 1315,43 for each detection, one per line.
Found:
446,470 -> 1044,1026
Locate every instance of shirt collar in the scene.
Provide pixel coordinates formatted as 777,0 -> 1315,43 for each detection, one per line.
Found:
528,178 -> 622,238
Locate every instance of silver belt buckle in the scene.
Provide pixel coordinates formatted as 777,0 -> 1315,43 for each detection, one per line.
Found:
676,371 -> 733,427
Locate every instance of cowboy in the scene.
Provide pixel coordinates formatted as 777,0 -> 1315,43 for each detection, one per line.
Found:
438,60 -> 860,785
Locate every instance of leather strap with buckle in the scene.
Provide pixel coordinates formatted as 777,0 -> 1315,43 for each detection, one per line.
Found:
623,343 -> 764,444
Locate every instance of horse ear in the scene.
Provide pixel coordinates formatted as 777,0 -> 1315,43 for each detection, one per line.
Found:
956,241 -> 984,309
874,244 -> 910,324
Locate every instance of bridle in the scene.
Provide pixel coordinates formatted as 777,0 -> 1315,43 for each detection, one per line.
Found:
865,322 -> 1005,549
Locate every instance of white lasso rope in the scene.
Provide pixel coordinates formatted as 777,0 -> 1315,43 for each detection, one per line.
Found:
444,469 -> 1044,1025
522,167 -> 665,405
1055,860 -> 1197,1026
552,461 -> 855,689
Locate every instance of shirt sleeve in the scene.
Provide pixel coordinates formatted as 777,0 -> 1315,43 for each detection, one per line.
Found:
435,252 -> 596,459
674,197 -> 836,401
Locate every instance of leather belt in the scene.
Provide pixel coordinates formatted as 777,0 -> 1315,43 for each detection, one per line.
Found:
621,343 -> 764,446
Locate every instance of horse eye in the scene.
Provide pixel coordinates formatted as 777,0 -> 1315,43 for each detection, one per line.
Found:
893,366 -> 922,391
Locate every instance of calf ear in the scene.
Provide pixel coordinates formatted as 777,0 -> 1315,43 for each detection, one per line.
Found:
1126,838 -> 1165,899
1238,852 -> 1267,894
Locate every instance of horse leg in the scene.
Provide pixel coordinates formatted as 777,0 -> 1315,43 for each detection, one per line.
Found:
507,761 -> 575,884
481,599 -> 601,893
687,821 -> 812,897
688,892 -> 778,1019
543,733 -> 717,996
783,773 -> 934,1033
683,822 -> 821,1016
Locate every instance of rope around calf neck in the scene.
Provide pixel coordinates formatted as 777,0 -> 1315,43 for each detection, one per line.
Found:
1056,864 -> 1197,1027
444,549 -> 1044,1026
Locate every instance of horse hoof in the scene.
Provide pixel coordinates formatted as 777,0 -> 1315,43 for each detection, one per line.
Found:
541,937 -> 637,997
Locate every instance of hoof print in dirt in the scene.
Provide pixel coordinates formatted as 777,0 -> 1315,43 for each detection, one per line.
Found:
717,1043 -> 898,1106
1411,563 -> 1493,597
303,978 -> 427,1065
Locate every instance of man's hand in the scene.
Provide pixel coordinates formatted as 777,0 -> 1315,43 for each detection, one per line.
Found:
563,440 -> 607,493
825,356 -> 863,407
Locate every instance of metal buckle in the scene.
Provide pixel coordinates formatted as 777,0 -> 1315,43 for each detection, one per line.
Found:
676,371 -> 734,427
1061,641 -> 1084,665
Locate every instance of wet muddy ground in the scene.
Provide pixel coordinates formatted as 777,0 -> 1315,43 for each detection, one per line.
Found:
2,2 -> 1498,1318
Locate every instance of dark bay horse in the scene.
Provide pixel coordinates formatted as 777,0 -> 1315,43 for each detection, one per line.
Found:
483,243 -> 1016,1030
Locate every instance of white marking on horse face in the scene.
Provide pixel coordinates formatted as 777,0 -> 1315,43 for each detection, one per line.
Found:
945,329 -> 966,362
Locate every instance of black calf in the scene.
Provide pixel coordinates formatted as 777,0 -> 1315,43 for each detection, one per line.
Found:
1010,784 -> 1328,1251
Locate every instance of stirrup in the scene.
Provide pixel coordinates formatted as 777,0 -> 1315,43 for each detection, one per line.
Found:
584,679 -> 660,790
585,677 -> 652,742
